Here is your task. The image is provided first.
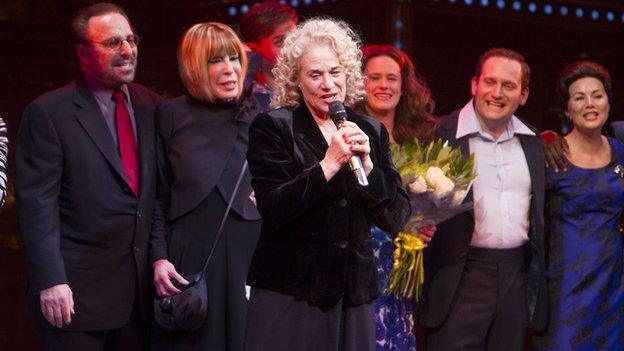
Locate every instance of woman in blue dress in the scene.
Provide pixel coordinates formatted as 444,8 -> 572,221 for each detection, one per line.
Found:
358,45 -> 436,351
538,61 -> 624,350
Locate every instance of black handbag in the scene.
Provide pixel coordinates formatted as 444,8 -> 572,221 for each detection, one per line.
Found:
154,161 -> 248,331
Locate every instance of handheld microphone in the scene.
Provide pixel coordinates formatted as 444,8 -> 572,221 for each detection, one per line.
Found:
328,101 -> 369,186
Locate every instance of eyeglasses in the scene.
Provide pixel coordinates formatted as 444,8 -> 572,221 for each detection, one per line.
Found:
84,34 -> 140,51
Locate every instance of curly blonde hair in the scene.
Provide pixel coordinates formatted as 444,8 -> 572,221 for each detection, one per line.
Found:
270,18 -> 364,109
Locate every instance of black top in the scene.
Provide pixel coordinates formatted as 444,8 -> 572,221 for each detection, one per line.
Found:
150,94 -> 261,263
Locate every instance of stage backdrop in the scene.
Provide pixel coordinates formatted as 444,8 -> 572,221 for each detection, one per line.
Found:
1,0 -> 622,349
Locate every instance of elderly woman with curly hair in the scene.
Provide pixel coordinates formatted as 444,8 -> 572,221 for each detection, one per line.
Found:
243,18 -> 411,351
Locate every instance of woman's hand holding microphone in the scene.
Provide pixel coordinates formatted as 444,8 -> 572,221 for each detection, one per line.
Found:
320,121 -> 373,182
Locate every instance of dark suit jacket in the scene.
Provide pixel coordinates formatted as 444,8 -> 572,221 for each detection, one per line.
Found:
417,110 -> 548,332
149,95 -> 261,263
15,79 -> 161,330
246,104 -> 411,306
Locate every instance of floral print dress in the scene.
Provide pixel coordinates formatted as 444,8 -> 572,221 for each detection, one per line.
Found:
372,225 -> 416,351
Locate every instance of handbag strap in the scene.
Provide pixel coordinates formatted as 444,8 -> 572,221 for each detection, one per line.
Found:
199,160 -> 249,274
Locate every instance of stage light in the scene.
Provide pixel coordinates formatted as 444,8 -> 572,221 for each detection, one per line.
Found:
512,1 -> 521,11
290,0 -> 299,7
621,13 -> 624,23
228,6 -> 237,16
395,20 -> 404,29
575,8 -> 584,18
318,0 -> 325,3
528,3 -> 536,13
465,0 -> 473,6
496,0 -> 505,9
241,4 -> 249,14
560,6 -> 568,16
480,0 -> 489,7
591,10 -> 599,20
303,0 -> 312,5
606,11 -> 614,22
544,4 -> 553,15
394,41 -> 403,50
449,0 -> 457,4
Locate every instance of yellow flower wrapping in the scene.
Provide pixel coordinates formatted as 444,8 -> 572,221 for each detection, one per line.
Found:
388,231 -> 426,300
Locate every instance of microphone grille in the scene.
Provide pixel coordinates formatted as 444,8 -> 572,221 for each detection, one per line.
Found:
328,101 -> 347,124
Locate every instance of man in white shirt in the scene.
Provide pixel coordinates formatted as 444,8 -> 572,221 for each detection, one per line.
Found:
418,48 -> 547,351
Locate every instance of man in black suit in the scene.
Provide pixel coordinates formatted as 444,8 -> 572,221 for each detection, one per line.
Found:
15,3 -> 160,350
418,48 -> 547,350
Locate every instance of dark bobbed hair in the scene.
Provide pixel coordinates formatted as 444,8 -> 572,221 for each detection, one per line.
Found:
240,1 -> 298,43
474,47 -> 531,90
72,2 -> 131,44
361,44 -> 437,145
556,60 -> 612,110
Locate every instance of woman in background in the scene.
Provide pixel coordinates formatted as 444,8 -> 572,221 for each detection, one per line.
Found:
358,44 -> 437,351
150,23 -> 261,351
537,61 -> 624,350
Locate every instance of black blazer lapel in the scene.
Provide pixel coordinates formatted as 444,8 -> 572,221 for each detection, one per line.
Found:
293,105 -> 328,162
518,134 -> 545,236
73,82 -> 129,187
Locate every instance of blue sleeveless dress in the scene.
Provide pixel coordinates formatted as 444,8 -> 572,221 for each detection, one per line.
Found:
537,137 -> 624,350
372,226 -> 416,351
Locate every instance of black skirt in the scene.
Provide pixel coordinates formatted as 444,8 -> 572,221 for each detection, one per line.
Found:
152,189 -> 261,351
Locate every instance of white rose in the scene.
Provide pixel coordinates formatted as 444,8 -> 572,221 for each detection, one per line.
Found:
408,175 -> 428,194
425,167 -> 445,182
426,167 -> 454,199
450,189 -> 467,207
432,176 -> 454,199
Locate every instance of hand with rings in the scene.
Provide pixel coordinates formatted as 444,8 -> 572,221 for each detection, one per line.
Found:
340,121 -> 374,175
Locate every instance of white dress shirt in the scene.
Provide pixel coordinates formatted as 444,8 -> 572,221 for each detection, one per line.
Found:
456,100 -> 534,249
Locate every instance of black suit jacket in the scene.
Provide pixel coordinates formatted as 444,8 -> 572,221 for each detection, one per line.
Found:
149,95 -> 261,263
15,79 -> 161,330
246,105 -> 411,306
417,110 -> 548,332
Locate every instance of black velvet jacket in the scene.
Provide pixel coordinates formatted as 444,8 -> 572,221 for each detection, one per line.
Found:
246,104 -> 410,307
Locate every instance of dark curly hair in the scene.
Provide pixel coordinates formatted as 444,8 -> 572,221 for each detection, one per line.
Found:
556,60 -> 611,110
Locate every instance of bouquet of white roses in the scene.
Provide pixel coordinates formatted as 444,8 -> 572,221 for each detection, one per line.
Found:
387,139 -> 476,300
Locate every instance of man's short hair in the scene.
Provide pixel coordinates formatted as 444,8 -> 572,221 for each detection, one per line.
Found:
474,47 -> 531,89
240,1 -> 297,43
72,2 -> 131,44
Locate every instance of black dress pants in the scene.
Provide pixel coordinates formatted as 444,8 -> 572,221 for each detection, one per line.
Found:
426,246 -> 527,351
39,298 -> 148,351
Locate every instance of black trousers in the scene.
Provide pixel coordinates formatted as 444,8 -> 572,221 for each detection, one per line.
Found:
39,298 -> 148,351
427,246 -> 527,351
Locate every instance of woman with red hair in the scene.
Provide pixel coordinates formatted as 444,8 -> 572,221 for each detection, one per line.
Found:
358,45 -> 437,351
